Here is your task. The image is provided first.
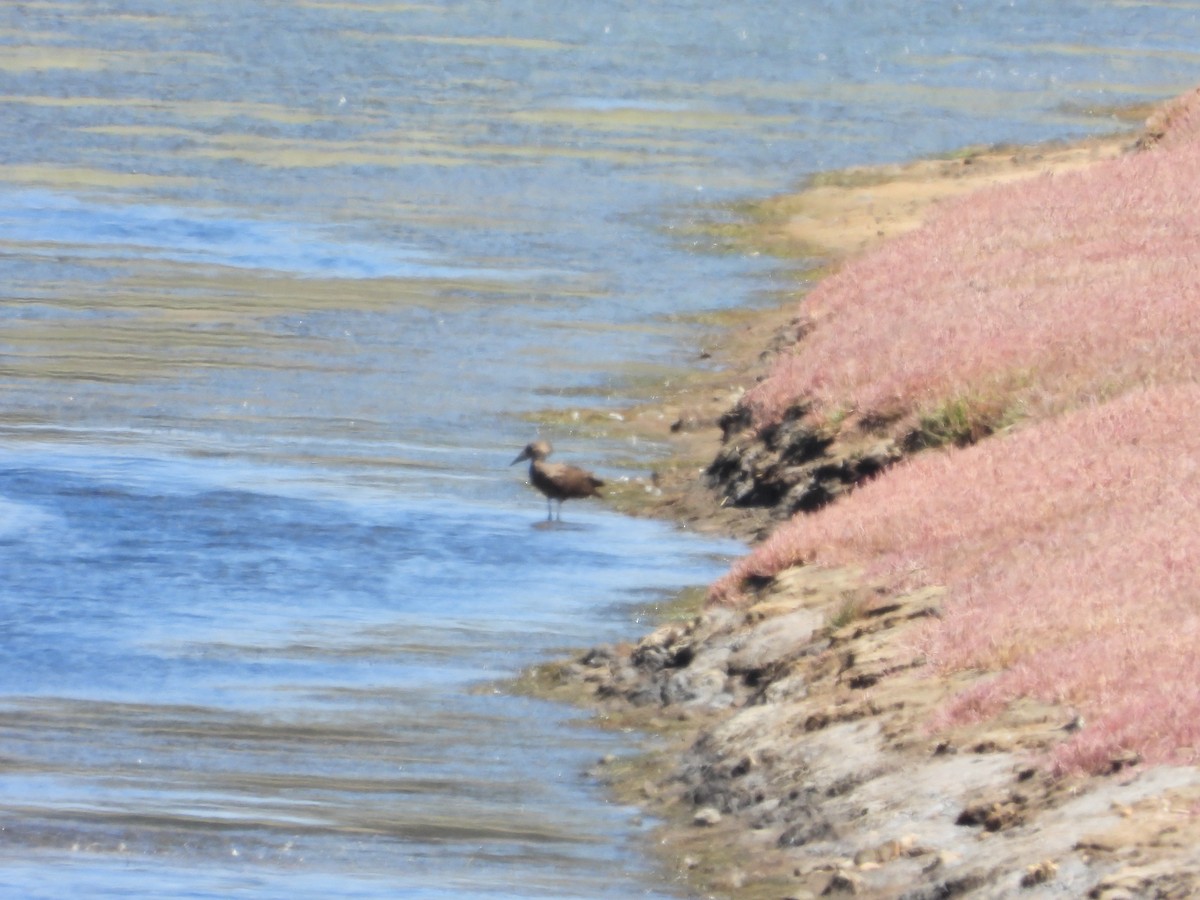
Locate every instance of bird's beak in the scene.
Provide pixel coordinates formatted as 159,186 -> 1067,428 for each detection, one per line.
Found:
510,450 -> 529,466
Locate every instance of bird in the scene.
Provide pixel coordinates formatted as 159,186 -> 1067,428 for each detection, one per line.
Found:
510,440 -> 604,521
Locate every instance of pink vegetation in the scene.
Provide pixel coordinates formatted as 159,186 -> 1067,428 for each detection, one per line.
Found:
714,88 -> 1200,774
742,91 -> 1200,433
714,385 -> 1200,772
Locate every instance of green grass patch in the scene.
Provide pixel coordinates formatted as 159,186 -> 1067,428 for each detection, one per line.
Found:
828,594 -> 868,630
906,392 -> 1017,450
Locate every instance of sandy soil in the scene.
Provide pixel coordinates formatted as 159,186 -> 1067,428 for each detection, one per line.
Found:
518,115 -> 1200,899
745,134 -> 1132,260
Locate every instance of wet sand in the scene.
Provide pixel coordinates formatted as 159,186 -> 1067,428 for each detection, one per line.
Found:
520,103 -> 1200,899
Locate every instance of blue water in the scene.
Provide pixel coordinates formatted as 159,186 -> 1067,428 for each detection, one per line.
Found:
0,190 -> 482,280
0,443 -> 735,898
2,1 -> 1200,897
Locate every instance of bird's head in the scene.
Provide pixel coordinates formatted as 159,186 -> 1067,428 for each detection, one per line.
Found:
510,440 -> 552,465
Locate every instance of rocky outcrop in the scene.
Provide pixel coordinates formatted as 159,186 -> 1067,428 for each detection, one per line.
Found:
531,565 -> 1200,898
706,405 -> 902,521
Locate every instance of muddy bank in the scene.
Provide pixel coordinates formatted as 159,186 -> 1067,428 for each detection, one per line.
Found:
519,106 -> 1200,899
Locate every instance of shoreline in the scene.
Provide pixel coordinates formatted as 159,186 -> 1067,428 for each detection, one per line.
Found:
518,98 -> 1200,898
596,119 -> 1146,535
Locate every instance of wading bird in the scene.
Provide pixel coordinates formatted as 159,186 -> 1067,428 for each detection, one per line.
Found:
510,440 -> 604,521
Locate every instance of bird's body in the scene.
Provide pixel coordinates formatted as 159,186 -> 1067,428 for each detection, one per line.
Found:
511,440 -> 603,521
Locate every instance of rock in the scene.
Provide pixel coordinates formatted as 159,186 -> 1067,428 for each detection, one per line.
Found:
1087,862 -> 1200,898
716,403 -> 754,442
956,790 -> 1027,831
778,809 -> 836,847
1105,749 -> 1142,774
726,607 -> 822,676
663,666 -> 732,707
623,685 -> 666,707
730,753 -> 755,776
858,440 -> 902,475
705,404 -> 901,519
1076,832 -> 1124,854
820,868 -> 865,895
630,624 -> 687,671
853,835 -> 917,867
1020,859 -> 1057,887
922,851 -> 961,874
770,419 -> 835,463
580,645 -> 618,667
762,671 -> 808,703
693,806 -> 723,827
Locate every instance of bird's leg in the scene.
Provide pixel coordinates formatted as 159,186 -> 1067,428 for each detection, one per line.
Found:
546,498 -> 553,521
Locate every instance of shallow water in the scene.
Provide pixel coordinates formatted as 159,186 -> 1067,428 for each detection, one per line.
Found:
3,1 -> 1200,897
0,442 -> 735,898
